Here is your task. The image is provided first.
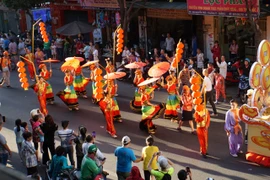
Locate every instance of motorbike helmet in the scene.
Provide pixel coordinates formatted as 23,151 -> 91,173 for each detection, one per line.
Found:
245,58 -> 250,63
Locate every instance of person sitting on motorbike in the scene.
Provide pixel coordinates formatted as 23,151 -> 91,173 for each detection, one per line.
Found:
81,144 -> 108,180
49,146 -> 73,180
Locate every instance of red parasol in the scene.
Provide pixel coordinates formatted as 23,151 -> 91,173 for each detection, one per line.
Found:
65,56 -> 84,62
125,62 -> 146,69
138,77 -> 160,87
81,60 -> 99,68
148,62 -> 170,77
103,72 -> 126,80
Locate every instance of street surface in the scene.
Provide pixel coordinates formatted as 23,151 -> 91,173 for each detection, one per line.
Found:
0,63 -> 270,180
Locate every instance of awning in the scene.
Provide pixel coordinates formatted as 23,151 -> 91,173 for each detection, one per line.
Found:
133,1 -> 187,10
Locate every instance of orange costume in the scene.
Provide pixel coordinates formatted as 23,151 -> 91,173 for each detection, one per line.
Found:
0,55 -> 11,86
39,65 -> 54,103
105,63 -> 115,73
130,69 -> 144,112
163,83 -> 180,120
33,80 -> 48,115
195,109 -> 210,157
25,52 -> 35,80
106,80 -> 122,121
98,95 -> 117,138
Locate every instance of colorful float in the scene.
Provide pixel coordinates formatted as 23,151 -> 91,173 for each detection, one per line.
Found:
238,39 -> 270,167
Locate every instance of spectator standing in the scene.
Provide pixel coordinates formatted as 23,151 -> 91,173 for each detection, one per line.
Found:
159,49 -> 167,62
164,33 -> 175,57
211,41 -> 221,66
55,34 -> 63,61
240,58 -> 251,77
21,132 -> 38,176
114,136 -> 142,180
63,37 -> 71,59
57,120 -> 77,166
9,39 -> 18,63
43,40 -> 51,59
0,35 -> 4,48
126,166 -> 144,180
74,126 -> 87,170
229,39 -> 238,59
93,44 -> 99,61
195,48 -> 204,75
141,136 -> 159,180
82,42 -> 90,61
183,39 -> 189,58
202,69 -> 218,116
14,119 -> 25,156
75,39 -> 84,56
216,55 -> 227,79
49,146 -> 73,180
40,114 -> 58,165
0,51 -> 11,88
178,65 -> 191,92
51,40 -> 57,60
214,69 -> 226,103
3,35 -> 10,50
30,114 -> 44,156
25,34 -> 31,50
89,42 -> 94,61
207,63 -> 215,85
0,117 -> 12,166
18,38 -> 26,56
147,153 -> 174,180
177,169 -> 192,180
34,47 -> 44,67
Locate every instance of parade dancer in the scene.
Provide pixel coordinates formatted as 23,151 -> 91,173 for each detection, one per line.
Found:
0,51 -> 11,88
139,85 -> 165,134
195,108 -> 210,158
31,76 -> 48,116
25,48 -> 35,81
98,92 -> 117,138
224,99 -> 243,157
105,58 -> 118,96
130,69 -> 144,112
161,76 -> 180,122
105,80 -> 122,122
165,69 -> 177,85
73,66 -> 89,98
39,64 -> 54,104
57,70 -> 79,111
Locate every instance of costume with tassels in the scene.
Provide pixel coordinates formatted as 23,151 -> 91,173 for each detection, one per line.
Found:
73,66 -> 89,98
98,92 -> 117,138
39,64 -> 54,104
57,70 -> 79,111
105,58 -> 115,73
105,80 -> 122,122
161,77 -> 180,121
31,76 -> 48,115
195,109 -> 210,158
130,69 -> 144,112
25,49 -> 35,80
139,85 -> 165,134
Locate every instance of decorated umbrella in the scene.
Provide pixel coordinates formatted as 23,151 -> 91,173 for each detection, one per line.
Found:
138,77 -> 160,87
41,58 -> 60,71
81,60 -> 99,68
148,62 -> 170,77
61,59 -> 80,72
125,62 -> 146,69
103,72 -> 126,80
65,57 -> 84,62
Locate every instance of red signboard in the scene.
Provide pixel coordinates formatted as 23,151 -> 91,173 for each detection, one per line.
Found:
187,0 -> 260,17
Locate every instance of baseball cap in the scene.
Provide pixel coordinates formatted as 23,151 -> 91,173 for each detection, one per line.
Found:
122,136 -> 131,145
245,58 -> 250,63
88,144 -> 97,153
157,156 -> 169,169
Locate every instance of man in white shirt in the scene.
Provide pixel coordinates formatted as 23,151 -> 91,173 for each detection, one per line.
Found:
216,55 -> 227,79
202,69 -> 218,116
164,33 -> 175,57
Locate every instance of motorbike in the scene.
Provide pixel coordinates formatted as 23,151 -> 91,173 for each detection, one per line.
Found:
226,59 -> 240,85
116,58 -> 131,81
239,75 -> 249,104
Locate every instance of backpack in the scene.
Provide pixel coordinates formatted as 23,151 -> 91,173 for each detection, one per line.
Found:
162,172 -> 171,180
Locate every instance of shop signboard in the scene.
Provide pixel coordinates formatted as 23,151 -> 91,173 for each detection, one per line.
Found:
146,9 -> 192,20
93,28 -> 102,44
187,0 -> 260,17
79,0 -> 120,9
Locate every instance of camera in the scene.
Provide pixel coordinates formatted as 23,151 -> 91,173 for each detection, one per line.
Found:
156,151 -> 161,156
186,167 -> 191,173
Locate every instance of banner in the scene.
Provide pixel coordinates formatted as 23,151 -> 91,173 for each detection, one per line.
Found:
187,0 -> 260,17
79,0 -> 120,9
147,9 -> 192,20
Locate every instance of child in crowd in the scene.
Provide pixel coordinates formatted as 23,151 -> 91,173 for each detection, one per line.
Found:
21,122 -> 29,132
51,40 -> 57,59
14,119 -> 25,156
31,114 -> 45,154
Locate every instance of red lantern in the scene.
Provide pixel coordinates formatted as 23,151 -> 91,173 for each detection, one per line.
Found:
191,84 -> 200,92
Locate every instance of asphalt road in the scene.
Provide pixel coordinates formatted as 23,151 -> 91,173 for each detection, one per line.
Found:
0,63 -> 269,180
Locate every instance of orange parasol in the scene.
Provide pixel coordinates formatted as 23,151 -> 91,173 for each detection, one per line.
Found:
148,62 -> 170,77
138,77 -> 160,87
41,58 -> 60,63
81,60 -> 99,68
104,72 -> 126,80
125,62 -> 146,69
65,56 -> 84,62
61,59 -> 80,72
